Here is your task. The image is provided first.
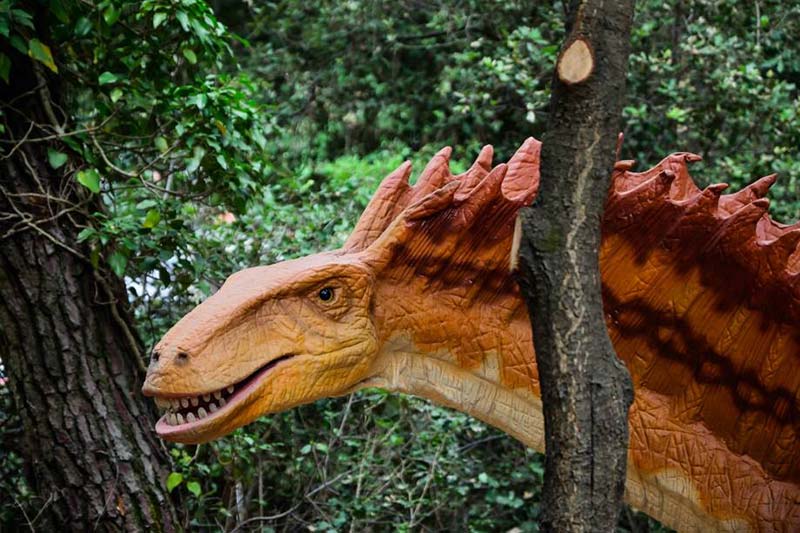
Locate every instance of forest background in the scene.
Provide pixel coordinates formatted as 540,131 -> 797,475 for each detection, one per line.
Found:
1,0 -> 798,531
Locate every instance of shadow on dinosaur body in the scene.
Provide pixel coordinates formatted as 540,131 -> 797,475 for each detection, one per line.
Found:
143,138 -> 800,532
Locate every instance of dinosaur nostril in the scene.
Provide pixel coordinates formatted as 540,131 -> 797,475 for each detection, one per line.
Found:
151,350 -> 160,362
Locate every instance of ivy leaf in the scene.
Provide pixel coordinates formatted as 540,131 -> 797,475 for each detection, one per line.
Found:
153,12 -> 167,29
10,35 -> 26,54
47,149 -> 68,169
50,0 -> 71,24
175,11 -> 189,30
76,169 -> 101,193
98,71 -> 119,85
28,39 -> 58,73
110,88 -> 123,103
0,53 -> 10,83
76,228 -> 96,242
182,48 -> 197,65
74,17 -> 92,36
108,251 -> 127,277
186,481 -> 201,497
166,472 -> 183,492
142,209 -> 161,228
136,199 -> 158,210
154,136 -> 168,153
103,5 -> 121,25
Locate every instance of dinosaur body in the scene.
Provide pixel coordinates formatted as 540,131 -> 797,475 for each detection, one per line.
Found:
143,139 -> 800,531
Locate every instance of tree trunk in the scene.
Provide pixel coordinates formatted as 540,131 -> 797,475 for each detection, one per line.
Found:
516,1 -> 635,531
0,54 -> 179,531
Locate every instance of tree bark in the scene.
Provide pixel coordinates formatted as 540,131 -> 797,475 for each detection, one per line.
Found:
0,54 -> 179,531
516,1 -> 635,531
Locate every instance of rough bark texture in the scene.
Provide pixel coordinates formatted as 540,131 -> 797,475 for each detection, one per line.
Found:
516,1 -> 635,531
0,54 -> 179,531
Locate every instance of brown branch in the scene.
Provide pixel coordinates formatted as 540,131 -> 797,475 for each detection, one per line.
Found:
516,0 -> 636,531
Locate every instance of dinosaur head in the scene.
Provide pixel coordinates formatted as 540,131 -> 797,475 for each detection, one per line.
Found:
142,252 -> 379,443
143,139 -> 542,443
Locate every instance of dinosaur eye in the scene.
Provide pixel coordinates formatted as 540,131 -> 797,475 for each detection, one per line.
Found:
318,287 -> 334,301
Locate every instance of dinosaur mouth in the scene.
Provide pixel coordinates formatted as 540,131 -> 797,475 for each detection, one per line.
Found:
153,353 -> 295,436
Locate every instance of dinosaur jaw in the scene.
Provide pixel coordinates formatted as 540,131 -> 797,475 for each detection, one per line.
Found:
153,353 -> 297,442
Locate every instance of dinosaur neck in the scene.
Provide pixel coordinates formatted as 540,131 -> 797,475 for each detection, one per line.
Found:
366,281 -> 545,451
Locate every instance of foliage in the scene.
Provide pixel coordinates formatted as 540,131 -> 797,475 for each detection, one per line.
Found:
1,0 -> 798,530
229,0 -> 799,220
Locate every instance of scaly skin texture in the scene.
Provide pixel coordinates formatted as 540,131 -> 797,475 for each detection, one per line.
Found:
143,139 -> 800,532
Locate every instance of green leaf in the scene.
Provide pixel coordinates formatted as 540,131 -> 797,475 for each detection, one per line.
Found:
142,209 -> 161,228
10,35 -> 27,54
153,12 -> 167,28
50,0 -> 71,24
47,149 -> 68,169
154,136 -> 168,152
110,88 -> 123,103
136,199 -> 157,210
103,5 -> 121,25
76,169 -> 101,193
98,71 -> 119,85
74,16 -> 92,36
186,481 -> 201,497
0,53 -> 10,84
76,228 -> 96,242
166,472 -> 183,492
108,251 -> 127,277
28,39 -> 58,73
182,48 -> 197,65
175,11 -> 189,30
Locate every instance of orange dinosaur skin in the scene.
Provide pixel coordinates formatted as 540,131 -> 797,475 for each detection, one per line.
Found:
143,139 -> 800,532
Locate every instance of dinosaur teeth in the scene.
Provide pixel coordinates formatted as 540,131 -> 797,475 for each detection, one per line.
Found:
159,385 -> 239,425
155,397 -> 170,410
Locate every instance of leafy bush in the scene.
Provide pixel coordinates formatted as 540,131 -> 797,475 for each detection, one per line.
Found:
2,0 -> 797,530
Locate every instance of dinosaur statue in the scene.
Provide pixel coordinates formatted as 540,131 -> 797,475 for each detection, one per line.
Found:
142,138 -> 800,532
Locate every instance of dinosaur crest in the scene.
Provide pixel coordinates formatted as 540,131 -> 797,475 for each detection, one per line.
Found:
345,138 -> 541,299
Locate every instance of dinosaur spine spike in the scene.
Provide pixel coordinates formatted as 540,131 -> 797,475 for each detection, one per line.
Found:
720,174 -> 779,214
455,163 -> 509,227
720,198 -> 771,242
411,147 -> 453,202
344,160 -> 413,251
406,180 -> 460,221
761,228 -> 800,268
688,183 -> 728,210
502,137 -> 541,203
604,168 -> 678,225
663,153 -> 703,200
456,145 -> 494,193
473,144 -> 494,171
614,160 -> 636,172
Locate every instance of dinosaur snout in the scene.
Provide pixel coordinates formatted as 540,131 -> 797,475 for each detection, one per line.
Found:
142,343 -> 194,396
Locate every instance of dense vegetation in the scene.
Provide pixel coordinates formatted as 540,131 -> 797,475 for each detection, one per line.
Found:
1,0 -> 798,530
